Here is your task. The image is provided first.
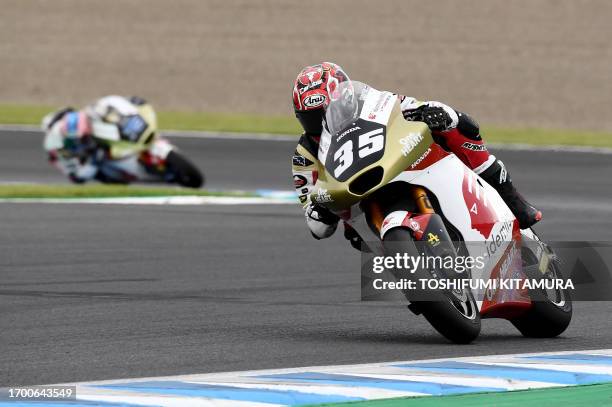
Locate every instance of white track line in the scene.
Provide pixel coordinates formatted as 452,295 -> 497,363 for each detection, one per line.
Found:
0,196 -> 295,205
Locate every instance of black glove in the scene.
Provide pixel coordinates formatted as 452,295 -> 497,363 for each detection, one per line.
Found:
306,203 -> 339,225
404,105 -> 453,132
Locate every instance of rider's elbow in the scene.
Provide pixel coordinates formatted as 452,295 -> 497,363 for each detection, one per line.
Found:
456,111 -> 481,140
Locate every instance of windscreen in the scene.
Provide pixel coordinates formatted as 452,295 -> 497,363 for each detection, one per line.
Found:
321,81 -> 389,182
324,81 -> 368,136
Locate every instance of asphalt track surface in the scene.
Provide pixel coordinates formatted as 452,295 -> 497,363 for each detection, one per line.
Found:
1,130 -> 612,387
0,130 -> 293,190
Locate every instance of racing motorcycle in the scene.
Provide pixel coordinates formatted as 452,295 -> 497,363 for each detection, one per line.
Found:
45,103 -> 204,188
308,81 -> 572,344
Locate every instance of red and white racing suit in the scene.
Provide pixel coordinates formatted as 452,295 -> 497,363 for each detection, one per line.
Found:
291,96 -> 494,239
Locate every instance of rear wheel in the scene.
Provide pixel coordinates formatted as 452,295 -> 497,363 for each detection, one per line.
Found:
510,245 -> 572,337
165,151 -> 204,188
384,228 -> 481,344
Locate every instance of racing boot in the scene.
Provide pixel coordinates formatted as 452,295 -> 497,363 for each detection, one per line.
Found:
479,158 -> 542,229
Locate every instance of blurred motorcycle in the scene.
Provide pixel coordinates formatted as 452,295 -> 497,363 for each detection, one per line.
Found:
43,98 -> 204,188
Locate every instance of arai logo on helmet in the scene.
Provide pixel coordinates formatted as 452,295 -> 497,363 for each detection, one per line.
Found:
303,94 -> 327,108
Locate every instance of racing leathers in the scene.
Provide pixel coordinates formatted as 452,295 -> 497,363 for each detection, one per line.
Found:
292,96 -> 542,245
42,95 -> 148,183
42,108 -> 100,183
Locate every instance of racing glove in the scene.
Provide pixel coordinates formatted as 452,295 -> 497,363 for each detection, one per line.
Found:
403,105 -> 456,132
305,203 -> 339,239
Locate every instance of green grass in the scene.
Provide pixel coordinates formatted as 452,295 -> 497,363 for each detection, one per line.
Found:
2,103 -> 612,148
0,183 -> 254,199
0,104 -> 58,127
482,126 -> 612,148
310,382 -> 612,407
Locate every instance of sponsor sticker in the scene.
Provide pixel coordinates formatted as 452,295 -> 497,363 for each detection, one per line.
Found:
292,155 -> 313,167
498,160 -> 508,183
427,232 -> 441,246
299,79 -> 323,95
360,89 -> 397,125
485,220 -> 514,257
303,94 -> 327,108
314,188 -> 333,203
336,125 -> 360,140
399,132 -> 424,157
410,147 -> 432,169
408,219 -> 421,232
293,175 -> 308,189
461,142 -> 487,152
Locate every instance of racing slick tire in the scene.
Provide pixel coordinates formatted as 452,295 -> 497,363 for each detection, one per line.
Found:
384,228 -> 481,344
166,151 -> 204,188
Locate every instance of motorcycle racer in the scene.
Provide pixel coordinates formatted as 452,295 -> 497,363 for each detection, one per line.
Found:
291,62 -> 542,246
42,95 -> 153,183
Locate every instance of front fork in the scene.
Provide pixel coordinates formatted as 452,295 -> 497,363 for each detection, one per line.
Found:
364,185 -> 452,247
366,185 -> 463,275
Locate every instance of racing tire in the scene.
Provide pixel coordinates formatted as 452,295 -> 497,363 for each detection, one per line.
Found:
384,228 -> 481,344
510,247 -> 572,338
166,151 -> 204,188
511,297 -> 572,338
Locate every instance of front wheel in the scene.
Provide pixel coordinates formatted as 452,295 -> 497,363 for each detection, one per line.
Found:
165,151 -> 204,188
385,228 -> 481,344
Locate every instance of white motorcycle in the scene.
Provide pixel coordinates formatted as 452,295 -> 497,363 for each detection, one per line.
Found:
305,80 -> 571,343
44,103 -> 204,188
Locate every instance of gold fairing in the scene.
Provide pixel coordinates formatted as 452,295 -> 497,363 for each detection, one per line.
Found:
309,101 -> 433,212
105,103 -> 159,159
